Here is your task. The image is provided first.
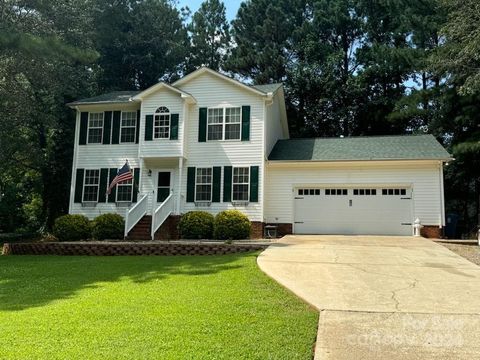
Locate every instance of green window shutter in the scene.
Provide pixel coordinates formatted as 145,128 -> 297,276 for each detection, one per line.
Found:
111,111 -> 121,144
250,166 -> 259,202
98,168 -> 109,202
212,166 -> 221,202
198,107 -> 207,142
223,166 -> 232,202
102,111 -> 112,144
145,115 -> 153,141
241,105 -> 250,141
74,168 -> 84,203
132,168 -> 140,202
186,167 -> 196,203
79,112 -> 88,145
135,109 -> 140,143
108,168 -> 117,203
170,113 -> 179,140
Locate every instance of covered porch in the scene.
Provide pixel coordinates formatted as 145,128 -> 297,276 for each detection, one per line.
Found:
124,156 -> 185,240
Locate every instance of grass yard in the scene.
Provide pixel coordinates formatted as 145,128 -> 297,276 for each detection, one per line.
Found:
0,253 -> 318,359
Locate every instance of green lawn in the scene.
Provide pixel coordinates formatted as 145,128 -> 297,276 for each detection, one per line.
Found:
0,253 -> 318,359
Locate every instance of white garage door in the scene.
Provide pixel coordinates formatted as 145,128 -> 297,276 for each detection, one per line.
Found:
294,187 -> 413,235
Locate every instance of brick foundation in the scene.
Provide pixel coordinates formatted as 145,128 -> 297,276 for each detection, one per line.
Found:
421,226 -> 442,239
2,242 -> 267,256
251,222 -> 264,239
154,215 -> 181,240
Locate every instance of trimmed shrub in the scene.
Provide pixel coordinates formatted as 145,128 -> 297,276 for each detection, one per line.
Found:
214,210 -> 251,240
53,214 -> 91,241
92,213 -> 124,240
179,211 -> 215,239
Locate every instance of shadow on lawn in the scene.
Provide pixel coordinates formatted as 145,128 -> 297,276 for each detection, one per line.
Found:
0,253 -> 252,311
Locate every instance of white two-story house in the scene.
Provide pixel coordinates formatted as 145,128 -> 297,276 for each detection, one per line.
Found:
68,67 -> 451,239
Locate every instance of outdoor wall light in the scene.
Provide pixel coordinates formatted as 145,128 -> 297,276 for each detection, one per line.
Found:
148,169 -> 152,177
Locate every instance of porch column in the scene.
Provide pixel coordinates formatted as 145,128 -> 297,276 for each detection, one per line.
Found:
176,157 -> 183,215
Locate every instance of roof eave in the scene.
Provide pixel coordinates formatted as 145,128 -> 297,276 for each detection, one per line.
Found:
66,100 -> 136,108
267,157 -> 453,163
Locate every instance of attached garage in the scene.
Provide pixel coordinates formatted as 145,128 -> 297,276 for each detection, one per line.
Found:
293,186 -> 412,235
265,135 -> 452,238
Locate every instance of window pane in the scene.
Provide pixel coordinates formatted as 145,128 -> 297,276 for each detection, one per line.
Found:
117,184 -> 132,202
232,167 -> 249,201
195,185 -> 212,201
233,184 -> 249,201
225,107 -> 241,123
225,123 -> 241,140
207,108 -> 223,124
83,170 -> 99,202
207,124 -> 223,140
154,114 -> 170,139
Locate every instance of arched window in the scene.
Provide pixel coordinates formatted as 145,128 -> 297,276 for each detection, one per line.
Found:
154,106 -> 170,139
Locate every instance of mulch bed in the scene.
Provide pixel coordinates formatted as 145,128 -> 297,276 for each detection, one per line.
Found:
2,241 -> 268,256
439,242 -> 480,266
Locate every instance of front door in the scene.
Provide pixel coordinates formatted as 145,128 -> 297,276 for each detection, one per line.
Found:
156,171 -> 171,202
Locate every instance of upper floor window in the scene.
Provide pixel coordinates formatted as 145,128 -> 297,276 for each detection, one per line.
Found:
87,113 -> 103,144
195,167 -> 212,202
120,111 -> 137,143
154,106 -> 170,139
207,107 -> 241,141
232,167 -> 249,201
83,169 -> 100,202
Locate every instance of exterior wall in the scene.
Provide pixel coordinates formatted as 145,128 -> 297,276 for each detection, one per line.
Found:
265,94 -> 284,156
177,72 -> 266,221
69,103 -> 141,219
265,161 -> 445,228
138,89 -> 184,158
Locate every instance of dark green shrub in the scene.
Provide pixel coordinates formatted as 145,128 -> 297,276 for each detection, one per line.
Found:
179,211 -> 215,239
92,213 -> 124,240
53,214 -> 91,241
214,210 -> 251,240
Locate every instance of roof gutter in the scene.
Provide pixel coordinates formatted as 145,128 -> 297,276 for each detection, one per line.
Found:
267,157 -> 454,164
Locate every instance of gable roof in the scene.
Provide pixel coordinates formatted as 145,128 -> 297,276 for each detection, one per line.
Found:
131,82 -> 196,102
173,67 -> 269,97
67,91 -> 140,106
268,135 -> 451,162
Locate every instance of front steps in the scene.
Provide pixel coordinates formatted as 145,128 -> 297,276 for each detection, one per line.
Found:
126,215 -> 181,240
127,215 -> 152,240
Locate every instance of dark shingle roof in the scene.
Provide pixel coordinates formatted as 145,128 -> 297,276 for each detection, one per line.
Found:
251,83 -> 283,94
67,91 -> 140,106
268,135 -> 451,161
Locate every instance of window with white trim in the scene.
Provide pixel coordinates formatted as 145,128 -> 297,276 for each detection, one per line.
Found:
116,178 -> 133,202
232,167 -> 249,201
207,107 -> 241,141
87,113 -> 103,144
83,169 -> 100,202
120,111 -> 137,143
154,106 -> 170,139
195,168 -> 212,202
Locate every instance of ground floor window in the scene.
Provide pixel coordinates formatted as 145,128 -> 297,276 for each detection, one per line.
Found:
83,169 -> 100,202
116,178 -> 133,202
195,168 -> 212,202
233,167 -> 249,201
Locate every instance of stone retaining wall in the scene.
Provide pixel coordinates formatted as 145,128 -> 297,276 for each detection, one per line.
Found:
2,242 -> 268,256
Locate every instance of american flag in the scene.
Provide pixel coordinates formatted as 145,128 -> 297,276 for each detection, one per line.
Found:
107,161 -> 133,195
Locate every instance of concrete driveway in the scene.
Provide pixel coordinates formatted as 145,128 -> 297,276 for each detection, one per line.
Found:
257,235 -> 480,359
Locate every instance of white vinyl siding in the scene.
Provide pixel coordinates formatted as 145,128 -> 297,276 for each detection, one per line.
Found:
87,113 -> 103,144
265,162 -> 444,227
178,71 -> 265,221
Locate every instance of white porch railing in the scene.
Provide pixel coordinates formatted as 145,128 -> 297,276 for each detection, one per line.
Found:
124,194 -> 148,238
151,193 -> 174,240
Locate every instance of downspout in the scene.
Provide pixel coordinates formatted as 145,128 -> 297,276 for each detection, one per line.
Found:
439,161 -> 446,231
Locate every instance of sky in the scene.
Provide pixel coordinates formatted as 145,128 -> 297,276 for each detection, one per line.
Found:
179,0 -> 241,21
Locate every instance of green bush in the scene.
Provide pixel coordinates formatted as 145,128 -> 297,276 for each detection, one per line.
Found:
214,210 -> 251,240
53,214 -> 91,241
92,213 -> 124,240
179,211 -> 215,239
